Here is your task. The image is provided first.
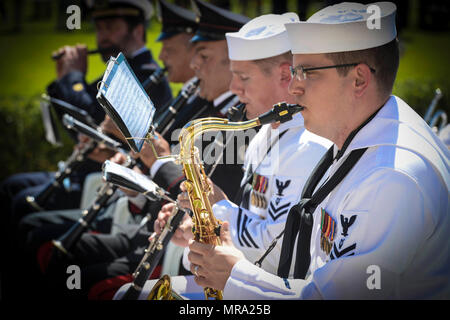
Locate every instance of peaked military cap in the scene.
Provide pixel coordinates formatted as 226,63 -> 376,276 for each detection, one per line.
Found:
156,0 -> 197,41
86,0 -> 154,21
190,0 -> 250,43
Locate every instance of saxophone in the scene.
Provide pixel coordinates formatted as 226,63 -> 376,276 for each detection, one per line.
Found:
148,102 -> 304,300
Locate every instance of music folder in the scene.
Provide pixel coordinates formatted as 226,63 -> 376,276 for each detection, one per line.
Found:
102,160 -> 164,200
43,94 -> 97,128
62,114 -> 123,151
96,52 -> 156,153
40,97 -> 62,146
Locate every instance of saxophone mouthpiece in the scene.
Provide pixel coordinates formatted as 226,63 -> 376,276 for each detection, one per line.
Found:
227,103 -> 246,122
258,102 -> 304,125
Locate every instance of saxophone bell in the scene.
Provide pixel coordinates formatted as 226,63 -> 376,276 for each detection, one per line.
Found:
147,275 -> 184,300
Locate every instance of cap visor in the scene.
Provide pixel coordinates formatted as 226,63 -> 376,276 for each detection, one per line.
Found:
156,31 -> 179,42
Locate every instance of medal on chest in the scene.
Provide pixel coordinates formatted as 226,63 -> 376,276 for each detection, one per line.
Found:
250,173 -> 269,209
320,208 -> 336,255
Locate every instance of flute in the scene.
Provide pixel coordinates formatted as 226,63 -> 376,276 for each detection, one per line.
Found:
51,46 -> 118,60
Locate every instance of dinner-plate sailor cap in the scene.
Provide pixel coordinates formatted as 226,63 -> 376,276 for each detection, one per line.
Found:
226,12 -> 300,60
285,2 -> 397,54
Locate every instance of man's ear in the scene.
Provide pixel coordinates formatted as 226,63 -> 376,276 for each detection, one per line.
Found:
279,62 -> 292,86
353,64 -> 372,97
132,24 -> 144,42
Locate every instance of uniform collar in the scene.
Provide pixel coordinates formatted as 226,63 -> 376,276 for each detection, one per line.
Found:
213,90 -> 234,107
129,46 -> 149,59
127,47 -> 152,68
273,111 -> 304,132
339,95 -> 450,188
212,91 -> 239,116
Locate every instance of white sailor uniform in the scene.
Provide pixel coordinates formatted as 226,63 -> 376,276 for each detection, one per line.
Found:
211,112 -> 331,275
223,96 -> 450,299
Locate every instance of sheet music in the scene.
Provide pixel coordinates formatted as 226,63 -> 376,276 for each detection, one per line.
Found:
103,160 -> 159,194
98,53 -> 156,152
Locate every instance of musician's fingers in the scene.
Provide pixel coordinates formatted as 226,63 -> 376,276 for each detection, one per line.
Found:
109,152 -> 125,164
161,202 -> 175,213
76,43 -> 87,52
188,239 -> 214,256
187,249 -> 203,266
177,190 -> 188,201
153,219 -> 162,234
64,45 -> 75,59
176,192 -> 191,210
192,275 -> 210,288
148,232 -> 157,242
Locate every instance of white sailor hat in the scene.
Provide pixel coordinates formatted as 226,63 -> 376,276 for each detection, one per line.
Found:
226,12 -> 299,61
285,2 -> 397,54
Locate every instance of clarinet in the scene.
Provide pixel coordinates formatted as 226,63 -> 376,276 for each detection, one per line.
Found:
52,156 -> 137,257
51,77 -> 200,254
25,115 -> 125,212
142,67 -> 167,92
153,77 -> 200,137
30,67 -> 167,212
121,205 -> 192,300
25,141 -> 97,212
50,116 -> 146,256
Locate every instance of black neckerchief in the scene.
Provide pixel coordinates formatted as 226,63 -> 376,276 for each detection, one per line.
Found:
277,107 -> 381,278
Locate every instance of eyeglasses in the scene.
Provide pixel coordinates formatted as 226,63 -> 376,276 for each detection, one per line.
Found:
289,63 -> 376,81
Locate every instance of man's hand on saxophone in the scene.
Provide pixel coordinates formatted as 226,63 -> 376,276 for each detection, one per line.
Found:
187,221 -> 246,291
177,178 -> 229,210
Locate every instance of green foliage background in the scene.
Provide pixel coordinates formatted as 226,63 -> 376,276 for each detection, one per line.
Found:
0,0 -> 449,181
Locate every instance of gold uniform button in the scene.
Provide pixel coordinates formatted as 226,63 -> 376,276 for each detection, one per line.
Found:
72,83 -> 84,92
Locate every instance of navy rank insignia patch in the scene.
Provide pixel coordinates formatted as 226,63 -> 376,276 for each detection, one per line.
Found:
320,208 -> 336,255
275,179 -> 291,196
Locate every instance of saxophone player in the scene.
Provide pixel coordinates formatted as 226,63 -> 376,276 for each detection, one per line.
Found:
189,2 -> 449,299
114,11 -> 332,300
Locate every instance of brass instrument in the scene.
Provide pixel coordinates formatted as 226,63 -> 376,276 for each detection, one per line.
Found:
148,102 -> 304,300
